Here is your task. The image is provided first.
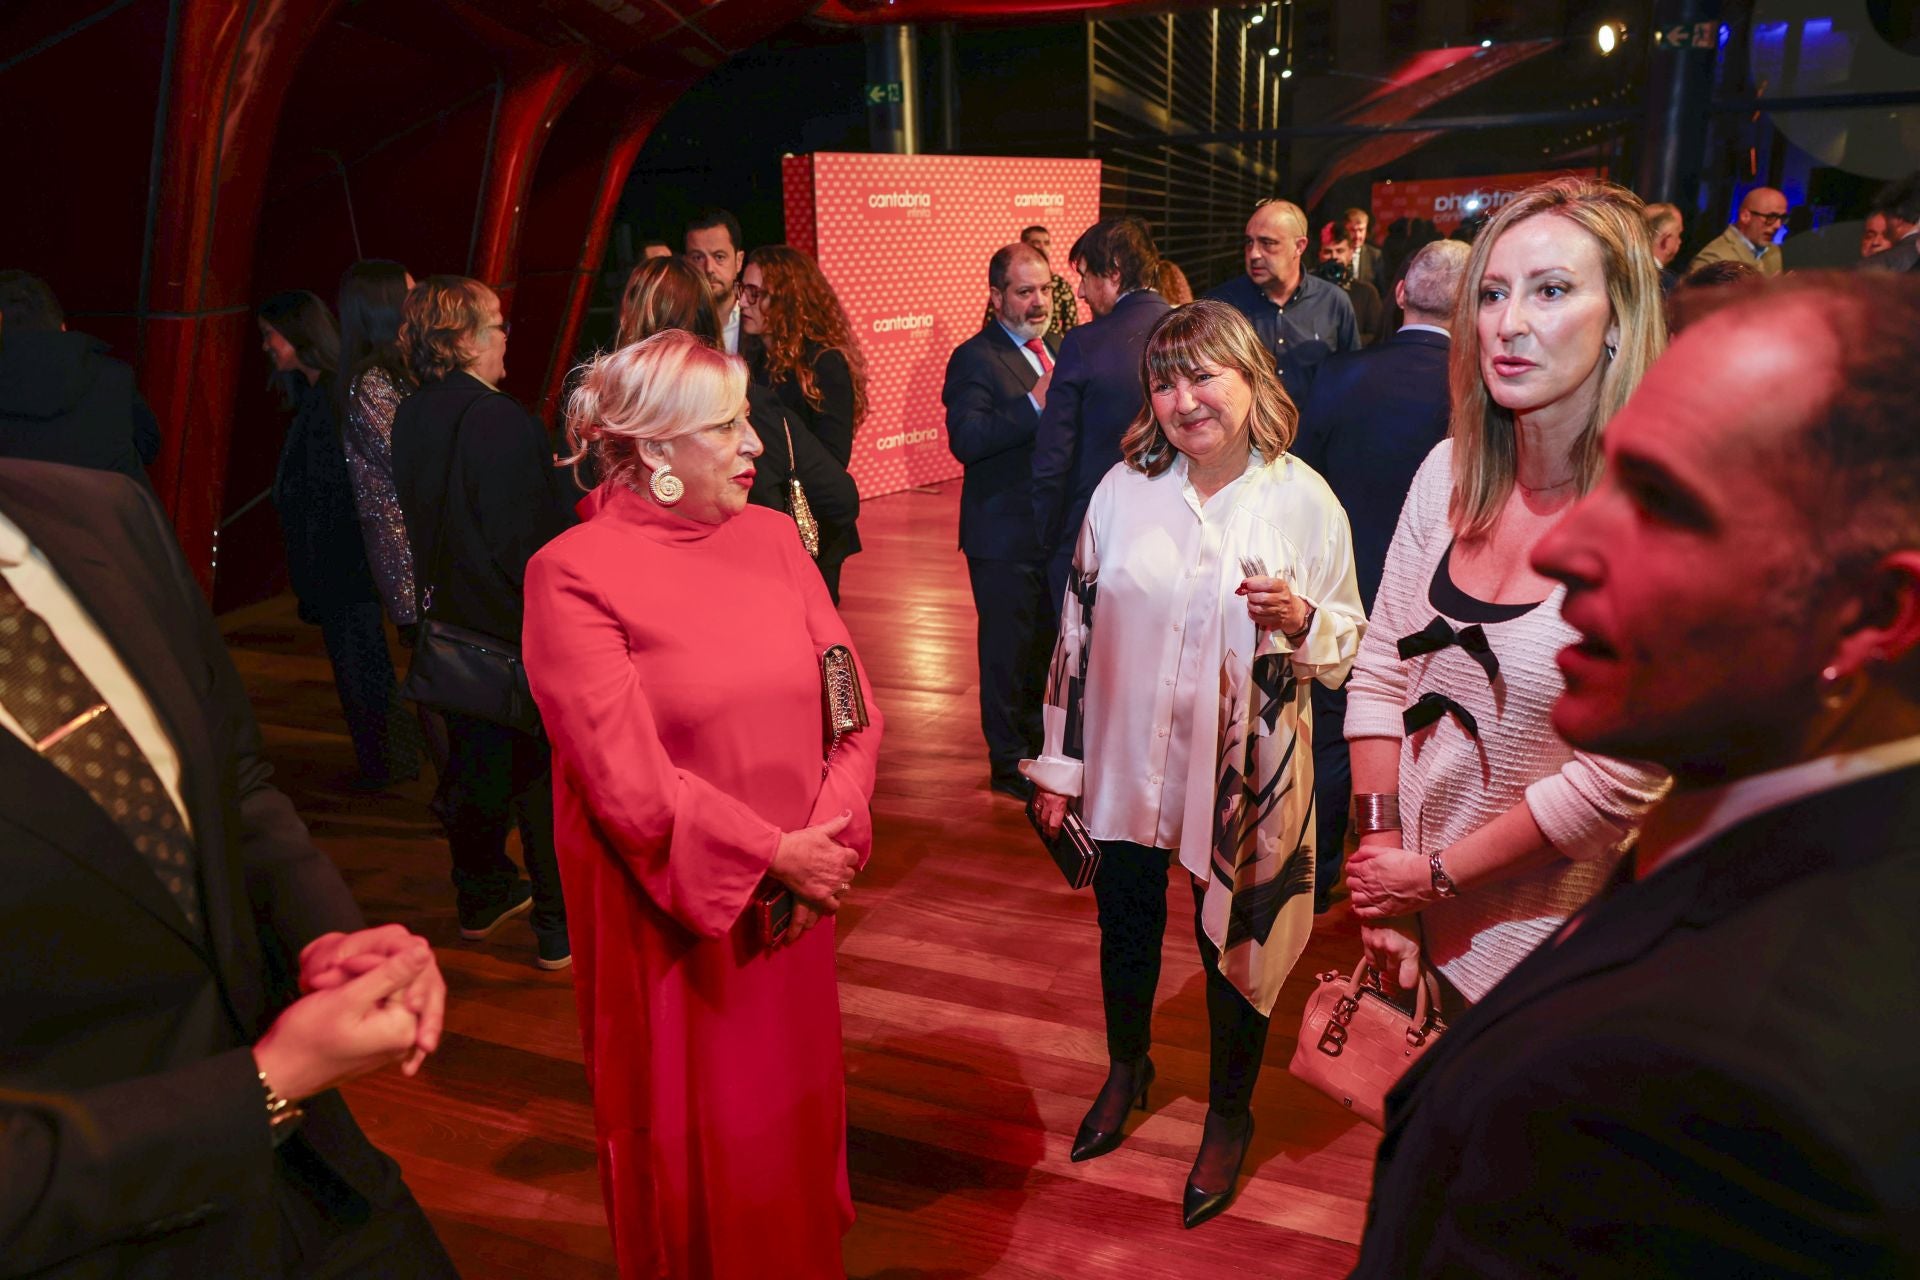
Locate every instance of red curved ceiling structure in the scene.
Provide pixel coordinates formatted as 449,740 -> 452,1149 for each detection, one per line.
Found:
0,0 -> 1174,603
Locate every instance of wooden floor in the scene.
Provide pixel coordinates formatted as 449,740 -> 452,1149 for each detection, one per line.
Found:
224,478 -> 1373,1279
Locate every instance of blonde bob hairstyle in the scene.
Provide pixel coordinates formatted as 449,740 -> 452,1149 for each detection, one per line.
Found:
1120,299 -> 1298,477
398,275 -> 495,384
1448,177 -> 1667,539
561,329 -> 748,492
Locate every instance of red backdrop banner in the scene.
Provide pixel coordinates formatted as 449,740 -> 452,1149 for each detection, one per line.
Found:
1369,168 -> 1603,236
782,152 -> 1101,497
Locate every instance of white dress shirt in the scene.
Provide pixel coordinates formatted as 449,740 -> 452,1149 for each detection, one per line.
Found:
1025,450 -> 1364,877
722,302 -> 742,355
0,509 -> 193,835
996,318 -> 1047,412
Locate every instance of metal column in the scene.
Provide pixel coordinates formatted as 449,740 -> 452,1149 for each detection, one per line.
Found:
865,25 -> 921,155
1637,0 -> 1723,206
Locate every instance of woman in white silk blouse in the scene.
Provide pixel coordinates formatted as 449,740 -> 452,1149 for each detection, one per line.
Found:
1025,300 -> 1363,1230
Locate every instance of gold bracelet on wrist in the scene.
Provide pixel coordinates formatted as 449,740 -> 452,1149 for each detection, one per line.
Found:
257,1068 -> 307,1148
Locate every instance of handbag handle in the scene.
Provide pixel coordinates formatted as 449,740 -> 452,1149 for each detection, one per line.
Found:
1342,955 -> 1442,1036
416,389 -> 496,619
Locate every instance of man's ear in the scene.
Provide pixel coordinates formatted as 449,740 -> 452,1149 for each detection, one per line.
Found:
1827,550 -> 1920,678
1395,279 -> 1408,311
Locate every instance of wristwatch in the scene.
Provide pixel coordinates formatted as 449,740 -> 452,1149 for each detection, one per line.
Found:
258,1068 -> 307,1147
1429,853 -> 1459,899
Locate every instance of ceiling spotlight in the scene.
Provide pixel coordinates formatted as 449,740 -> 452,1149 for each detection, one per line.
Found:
1280,67 -> 1294,79
1250,9 -> 1264,24
1596,21 -> 1626,55
1480,38 -> 1493,48
1267,45 -> 1280,57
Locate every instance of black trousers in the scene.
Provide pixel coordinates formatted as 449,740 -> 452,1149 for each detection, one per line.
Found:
1311,680 -> 1351,907
440,711 -> 565,939
1093,840 -> 1272,1117
966,555 -> 1052,779
316,602 -> 419,784
275,1136 -> 459,1278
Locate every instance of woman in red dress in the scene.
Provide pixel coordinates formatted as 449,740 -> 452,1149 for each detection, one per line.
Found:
522,329 -> 882,1279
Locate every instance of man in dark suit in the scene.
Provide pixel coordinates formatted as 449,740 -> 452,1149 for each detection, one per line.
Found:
1343,206 -> 1387,296
0,460 -> 457,1277
1859,170 -> 1919,274
1353,273 -> 1920,1278
0,271 -> 161,487
1293,238 -> 1468,911
944,242 -> 1059,800
1030,216 -> 1170,605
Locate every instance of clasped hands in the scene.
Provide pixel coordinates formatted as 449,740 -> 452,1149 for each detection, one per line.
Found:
768,809 -> 861,950
252,924 -> 446,1105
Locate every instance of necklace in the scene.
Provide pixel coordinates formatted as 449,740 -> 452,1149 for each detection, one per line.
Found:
1516,473 -> 1577,494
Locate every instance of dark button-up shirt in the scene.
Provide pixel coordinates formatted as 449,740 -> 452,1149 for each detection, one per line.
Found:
1205,271 -> 1361,403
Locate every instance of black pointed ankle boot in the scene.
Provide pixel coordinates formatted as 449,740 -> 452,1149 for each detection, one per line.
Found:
1069,1056 -> 1155,1163
1181,1109 -> 1255,1229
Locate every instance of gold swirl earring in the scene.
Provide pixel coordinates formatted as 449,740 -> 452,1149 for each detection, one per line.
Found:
650,464 -> 684,506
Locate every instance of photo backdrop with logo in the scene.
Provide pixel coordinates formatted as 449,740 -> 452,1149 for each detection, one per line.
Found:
1369,168 -> 1603,237
782,152 -> 1101,497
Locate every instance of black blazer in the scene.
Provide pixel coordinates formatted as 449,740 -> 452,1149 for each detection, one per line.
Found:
270,374 -> 376,622
390,370 -> 577,643
0,330 -> 160,485
1029,288 -> 1171,564
1292,327 -> 1451,611
1354,763 -> 1920,1279
0,461 -> 415,1278
745,382 -> 860,584
942,320 -> 1058,562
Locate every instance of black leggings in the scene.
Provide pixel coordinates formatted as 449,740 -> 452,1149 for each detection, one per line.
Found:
1092,840 -> 1272,1117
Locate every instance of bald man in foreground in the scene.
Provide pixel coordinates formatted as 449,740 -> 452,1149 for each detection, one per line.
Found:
1353,273 -> 1920,1277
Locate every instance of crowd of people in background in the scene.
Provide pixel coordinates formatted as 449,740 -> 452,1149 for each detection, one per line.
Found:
0,158 -> 1916,1279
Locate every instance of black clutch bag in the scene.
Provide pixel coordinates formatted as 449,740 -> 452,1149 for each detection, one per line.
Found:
1026,797 -> 1101,890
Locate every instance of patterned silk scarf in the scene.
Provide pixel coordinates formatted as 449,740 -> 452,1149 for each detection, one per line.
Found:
1201,641 -> 1316,1017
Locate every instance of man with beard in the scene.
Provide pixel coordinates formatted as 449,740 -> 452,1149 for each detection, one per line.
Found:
1352,273 -> 1920,1277
683,208 -> 745,354
943,242 -> 1060,798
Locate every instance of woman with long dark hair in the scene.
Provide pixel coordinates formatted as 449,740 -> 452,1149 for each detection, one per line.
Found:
613,256 -> 858,593
337,259 -> 418,628
738,245 -> 866,600
258,289 -> 416,788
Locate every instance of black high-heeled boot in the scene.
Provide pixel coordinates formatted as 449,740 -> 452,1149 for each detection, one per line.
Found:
1181,1109 -> 1255,1229
1069,1055 -> 1156,1162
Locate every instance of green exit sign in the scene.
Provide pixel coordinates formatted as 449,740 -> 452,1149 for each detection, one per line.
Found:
866,82 -> 903,106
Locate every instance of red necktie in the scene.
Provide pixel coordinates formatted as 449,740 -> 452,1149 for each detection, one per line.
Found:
1024,338 -> 1053,373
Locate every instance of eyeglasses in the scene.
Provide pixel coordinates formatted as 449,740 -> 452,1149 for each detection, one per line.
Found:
1747,210 -> 1788,223
738,284 -> 769,305
488,321 -> 512,337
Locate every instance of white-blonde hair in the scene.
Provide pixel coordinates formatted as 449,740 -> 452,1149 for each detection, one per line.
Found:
561,329 -> 747,490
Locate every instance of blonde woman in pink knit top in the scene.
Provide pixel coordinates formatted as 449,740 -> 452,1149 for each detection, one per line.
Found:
1344,179 -> 1669,1006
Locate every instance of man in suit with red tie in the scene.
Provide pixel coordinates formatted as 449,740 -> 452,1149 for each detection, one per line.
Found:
1352,273 -> 1920,1277
943,241 -> 1061,799
0,459 -> 457,1277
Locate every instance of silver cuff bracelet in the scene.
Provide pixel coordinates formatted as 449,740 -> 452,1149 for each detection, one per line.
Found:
1351,792 -> 1402,834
